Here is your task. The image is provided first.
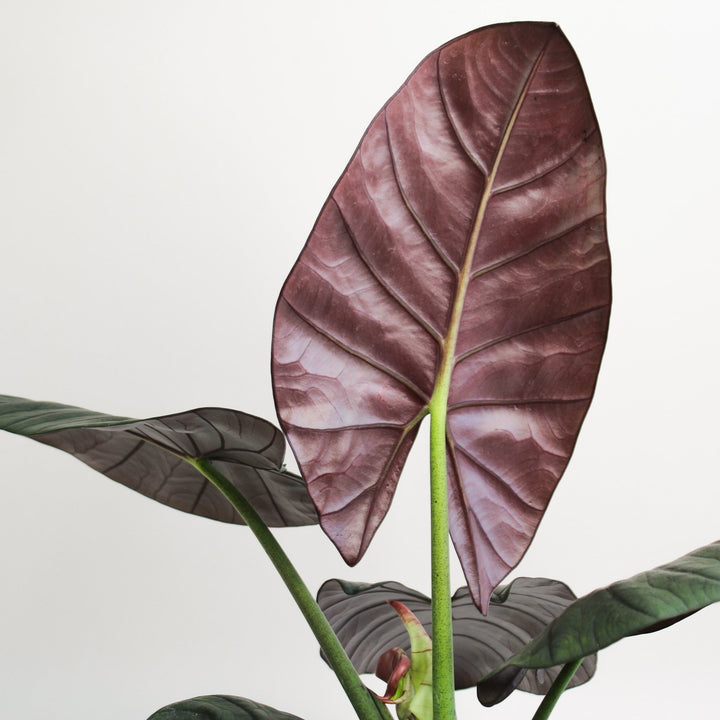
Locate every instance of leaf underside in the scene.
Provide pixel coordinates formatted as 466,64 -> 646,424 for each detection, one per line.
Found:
272,21 -> 611,609
0,395 -> 317,527
147,695 -> 306,720
477,540 -> 720,692
316,577 -> 596,705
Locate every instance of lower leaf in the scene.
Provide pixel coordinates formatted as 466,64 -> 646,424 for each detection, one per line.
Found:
147,695 -> 306,720
0,395 -> 317,527
316,576 -> 596,706
477,540 -> 720,694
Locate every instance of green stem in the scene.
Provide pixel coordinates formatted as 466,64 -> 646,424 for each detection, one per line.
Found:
428,391 -> 456,720
188,458 -> 388,720
531,658 -> 583,720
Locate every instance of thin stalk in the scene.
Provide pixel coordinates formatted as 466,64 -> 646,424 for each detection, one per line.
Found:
531,658 -> 583,720
421,37 -> 550,719
428,390 -> 456,720
188,458 -> 388,720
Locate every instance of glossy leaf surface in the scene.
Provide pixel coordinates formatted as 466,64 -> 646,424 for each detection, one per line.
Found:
477,541 -> 720,693
0,395 -> 317,527
317,577 -> 595,704
272,21 -> 610,609
147,695 -> 306,720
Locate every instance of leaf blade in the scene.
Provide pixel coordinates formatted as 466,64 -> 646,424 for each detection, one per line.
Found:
272,21 -> 610,608
477,541 -> 720,684
316,576 -> 596,704
0,395 -> 318,527
147,695 -> 307,720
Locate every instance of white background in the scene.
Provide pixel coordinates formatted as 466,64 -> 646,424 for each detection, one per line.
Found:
1,1 -> 719,719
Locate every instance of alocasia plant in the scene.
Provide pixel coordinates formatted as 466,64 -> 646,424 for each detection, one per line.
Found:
1,18 -> 718,720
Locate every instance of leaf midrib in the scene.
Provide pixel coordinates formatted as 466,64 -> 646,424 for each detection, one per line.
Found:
432,39 -> 550,407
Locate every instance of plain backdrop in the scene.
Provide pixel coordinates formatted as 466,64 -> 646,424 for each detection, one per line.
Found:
1,1 -> 719,719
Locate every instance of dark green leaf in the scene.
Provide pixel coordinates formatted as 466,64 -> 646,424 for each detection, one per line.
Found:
317,577 -> 595,705
477,540 -> 720,690
0,395 -> 317,527
147,695 -> 306,720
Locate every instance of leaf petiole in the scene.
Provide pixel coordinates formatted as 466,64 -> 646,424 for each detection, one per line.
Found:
188,458 -> 390,720
428,390 -> 456,720
531,658 -> 583,720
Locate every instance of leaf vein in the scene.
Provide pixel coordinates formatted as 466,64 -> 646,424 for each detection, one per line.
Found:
383,113 -> 460,276
469,212 -> 605,282
455,302 -> 609,365
452,440 -> 539,512
281,296 -> 430,403
435,51 -> 488,175
101,439 -> 145,474
492,128 -> 599,196
331,196 -> 444,344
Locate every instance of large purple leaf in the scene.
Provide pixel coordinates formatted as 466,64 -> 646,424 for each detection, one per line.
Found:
272,22 -> 610,609
0,395 -> 317,527
316,577 -> 596,704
